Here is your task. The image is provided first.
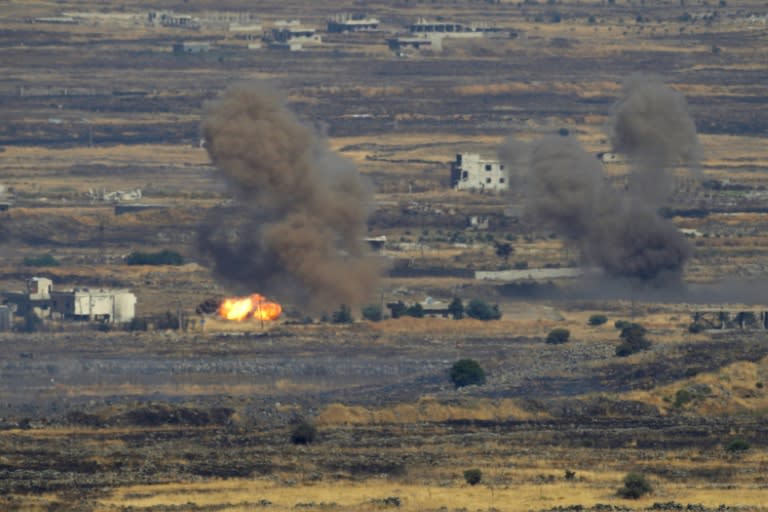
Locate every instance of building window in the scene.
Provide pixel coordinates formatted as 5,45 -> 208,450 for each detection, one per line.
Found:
462,171 -> 468,180
500,178 -> 505,183
486,177 -> 492,184
500,165 -> 505,170
485,164 -> 492,171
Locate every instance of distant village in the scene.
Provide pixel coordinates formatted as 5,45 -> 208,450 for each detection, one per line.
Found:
0,277 -> 136,331
26,10 -> 515,56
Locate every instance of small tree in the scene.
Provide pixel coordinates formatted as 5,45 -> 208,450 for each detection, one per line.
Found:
620,323 -> 647,340
617,472 -> 652,499
450,359 -> 486,388
406,303 -> 424,318
588,314 -> 608,326
331,304 -> 353,324
389,301 -> 407,319
463,468 -> 482,486
673,389 -> 693,408
290,420 -> 317,445
361,304 -> 383,322
466,299 -> 502,321
614,319 -> 631,330
725,438 -> 750,453
448,297 -> 464,320
616,323 -> 652,356
126,249 -> 184,266
494,241 -> 513,264
21,310 -> 43,333
546,328 -> 570,344
23,254 -> 60,267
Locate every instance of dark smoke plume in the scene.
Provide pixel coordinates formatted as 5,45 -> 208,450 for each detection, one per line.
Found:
611,74 -> 701,205
199,83 -> 379,311
500,74 -> 699,284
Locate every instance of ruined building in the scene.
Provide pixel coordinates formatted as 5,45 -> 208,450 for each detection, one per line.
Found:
450,153 -> 509,192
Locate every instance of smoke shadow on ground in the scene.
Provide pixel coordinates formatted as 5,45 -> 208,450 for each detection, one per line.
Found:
498,276 -> 768,306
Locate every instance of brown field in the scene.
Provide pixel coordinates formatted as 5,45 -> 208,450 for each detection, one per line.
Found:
1,0 -> 767,511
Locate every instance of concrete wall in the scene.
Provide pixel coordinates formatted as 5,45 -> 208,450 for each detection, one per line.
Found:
451,153 -> 508,192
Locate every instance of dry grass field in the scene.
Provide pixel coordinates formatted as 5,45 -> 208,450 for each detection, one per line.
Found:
1,0 -> 767,510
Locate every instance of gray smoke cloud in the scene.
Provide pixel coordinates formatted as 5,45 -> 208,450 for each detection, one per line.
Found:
500,75 -> 700,283
198,82 -> 380,311
611,74 -> 702,205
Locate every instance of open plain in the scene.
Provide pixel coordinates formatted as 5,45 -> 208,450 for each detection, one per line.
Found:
1,0 -> 768,510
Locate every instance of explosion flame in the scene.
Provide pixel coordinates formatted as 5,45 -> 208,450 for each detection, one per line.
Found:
218,294 -> 282,322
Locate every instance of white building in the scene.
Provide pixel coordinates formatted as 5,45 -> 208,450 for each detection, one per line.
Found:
328,14 -> 380,33
268,20 -> 321,50
4,277 -> 136,324
51,288 -> 136,323
451,153 -> 509,192
4,277 -> 54,319
28,277 -> 53,300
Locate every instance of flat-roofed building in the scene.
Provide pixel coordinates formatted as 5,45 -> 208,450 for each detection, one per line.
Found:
451,153 -> 508,192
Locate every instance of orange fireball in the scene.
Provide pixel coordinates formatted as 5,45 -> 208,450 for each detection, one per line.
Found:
218,294 -> 282,321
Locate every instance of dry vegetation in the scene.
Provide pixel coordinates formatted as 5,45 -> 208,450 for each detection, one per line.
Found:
0,0 -> 767,510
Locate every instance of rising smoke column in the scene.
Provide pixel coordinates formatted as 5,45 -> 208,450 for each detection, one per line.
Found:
611,74 -> 702,205
500,75 -> 699,283
198,83 -> 379,311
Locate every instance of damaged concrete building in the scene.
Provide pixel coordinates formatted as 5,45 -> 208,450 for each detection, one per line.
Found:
4,277 -> 136,324
451,153 -> 509,192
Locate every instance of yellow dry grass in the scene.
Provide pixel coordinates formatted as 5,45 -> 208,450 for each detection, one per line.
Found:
95,472 -> 768,511
0,144 -> 208,168
316,397 -> 549,426
625,356 -> 768,416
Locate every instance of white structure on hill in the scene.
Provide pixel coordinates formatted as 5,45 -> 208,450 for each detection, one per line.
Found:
3,277 -> 136,324
51,288 -> 136,323
328,14 -> 380,33
268,20 -> 322,50
451,153 -> 508,192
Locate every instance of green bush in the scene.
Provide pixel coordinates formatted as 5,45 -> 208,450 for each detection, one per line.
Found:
450,359 -> 486,388
389,301 -> 407,319
154,311 -> 180,330
448,297 -> 464,320
546,328 -> 570,345
465,299 -> 502,321
361,304 -> 383,322
406,303 -> 424,318
620,323 -> 647,340
125,249 -> 184,266
588,314 -> 608,326
331,304 -> 353,324
127,317 -> 148,332
616,323 -> 652,356
23,254 -> 60,267
725,438 -> 750,453
290,420 -> 317,445
617,472 -> 652,499
21,311 -> 43,333
614,320 -> 631,330
674,389 -> 693,408
463,468 -> 482,486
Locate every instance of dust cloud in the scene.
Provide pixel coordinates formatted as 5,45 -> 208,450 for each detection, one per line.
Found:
198,83 -> 379,311
610,74 -> 701,205
500,75 -> 700,284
